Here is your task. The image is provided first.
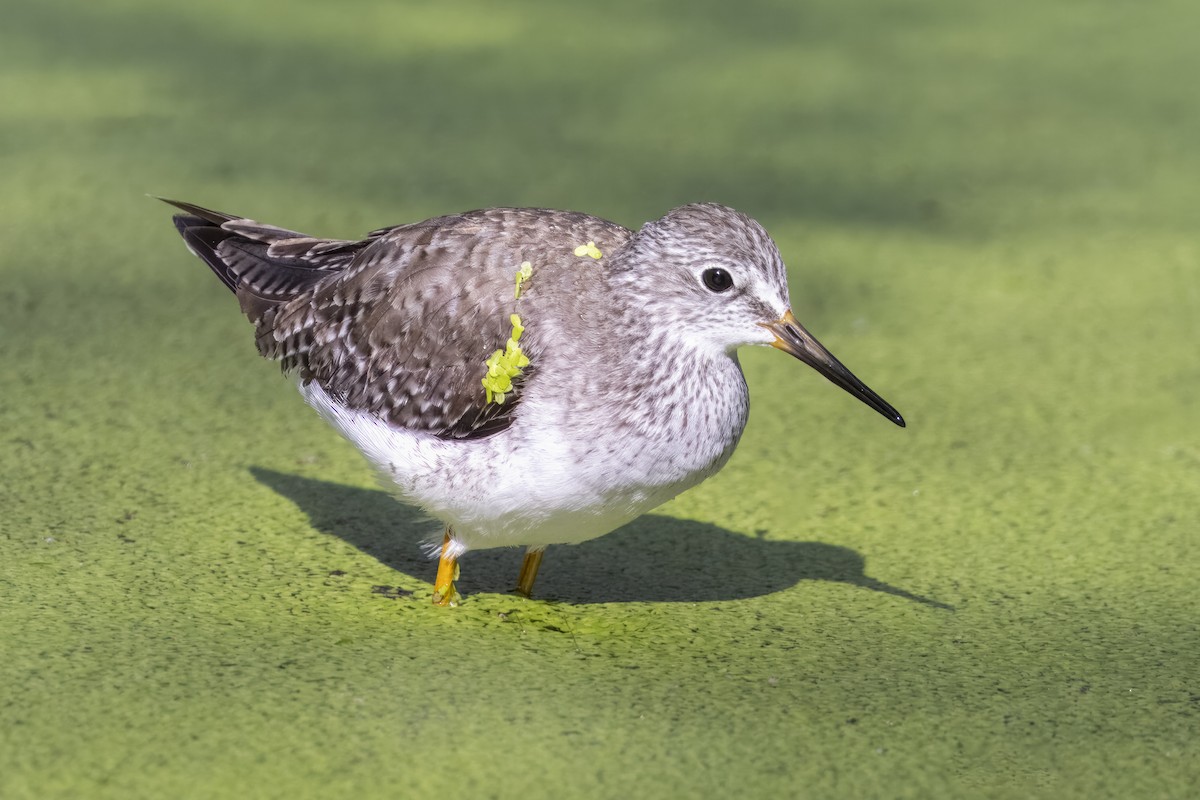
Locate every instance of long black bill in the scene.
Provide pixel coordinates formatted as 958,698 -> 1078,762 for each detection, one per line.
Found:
763,310 -> 905,427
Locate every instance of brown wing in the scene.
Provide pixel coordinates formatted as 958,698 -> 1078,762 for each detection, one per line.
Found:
164,198 -> 368,327
167,200 -> 631,439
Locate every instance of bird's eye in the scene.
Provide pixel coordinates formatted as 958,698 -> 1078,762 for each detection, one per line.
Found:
702,268 -> 734,293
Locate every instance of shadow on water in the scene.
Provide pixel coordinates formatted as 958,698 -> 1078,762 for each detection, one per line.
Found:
252,468 -> 951,609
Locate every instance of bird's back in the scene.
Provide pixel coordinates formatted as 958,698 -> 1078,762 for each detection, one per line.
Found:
167,200 -> 632,440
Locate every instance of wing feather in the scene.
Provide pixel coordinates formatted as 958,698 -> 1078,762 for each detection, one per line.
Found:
167,201 -> 631,439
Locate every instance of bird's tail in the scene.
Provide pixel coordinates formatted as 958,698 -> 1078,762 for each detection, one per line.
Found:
158,197 -> 367,321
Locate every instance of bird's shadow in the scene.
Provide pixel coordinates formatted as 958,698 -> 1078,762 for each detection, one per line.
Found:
251,468 -> 951,608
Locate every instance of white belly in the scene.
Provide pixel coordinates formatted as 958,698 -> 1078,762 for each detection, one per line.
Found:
297,363 -> 748,554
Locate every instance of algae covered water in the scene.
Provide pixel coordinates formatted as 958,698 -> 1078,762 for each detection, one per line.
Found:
1,1 -> 1197,797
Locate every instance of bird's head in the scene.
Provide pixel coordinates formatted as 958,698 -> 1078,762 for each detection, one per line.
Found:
618,203 -> 905,427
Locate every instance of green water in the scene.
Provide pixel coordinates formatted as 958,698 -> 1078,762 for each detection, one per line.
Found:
2,1 -> 1197,797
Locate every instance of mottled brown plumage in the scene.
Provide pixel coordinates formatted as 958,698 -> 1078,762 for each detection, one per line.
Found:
169,199 -> 630,439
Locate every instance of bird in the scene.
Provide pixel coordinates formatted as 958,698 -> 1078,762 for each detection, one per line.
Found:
162,198 -> 905,605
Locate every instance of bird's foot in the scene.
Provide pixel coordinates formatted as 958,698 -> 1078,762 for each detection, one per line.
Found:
433,529 -> 461,607
514,547 -> 545,597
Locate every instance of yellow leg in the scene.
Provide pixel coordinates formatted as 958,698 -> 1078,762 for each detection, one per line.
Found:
515,547 -> 545,597
432,528 -> 460,607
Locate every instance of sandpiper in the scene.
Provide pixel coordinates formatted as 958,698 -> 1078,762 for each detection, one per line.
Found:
164,198 -> 904,605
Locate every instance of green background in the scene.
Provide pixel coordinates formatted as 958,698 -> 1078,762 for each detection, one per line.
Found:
2,1 -> 1197,797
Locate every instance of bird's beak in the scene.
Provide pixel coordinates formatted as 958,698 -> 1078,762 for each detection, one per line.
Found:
762,310 -> 905,427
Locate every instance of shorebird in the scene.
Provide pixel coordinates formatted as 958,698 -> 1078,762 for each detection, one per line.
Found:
163,198 -> 904,605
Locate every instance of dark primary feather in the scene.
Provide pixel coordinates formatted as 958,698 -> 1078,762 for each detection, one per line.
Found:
163,198 -> 631,440
163,198 -> 363,305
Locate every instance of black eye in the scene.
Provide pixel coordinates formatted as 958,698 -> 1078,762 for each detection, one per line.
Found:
702,268 -> 734,293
